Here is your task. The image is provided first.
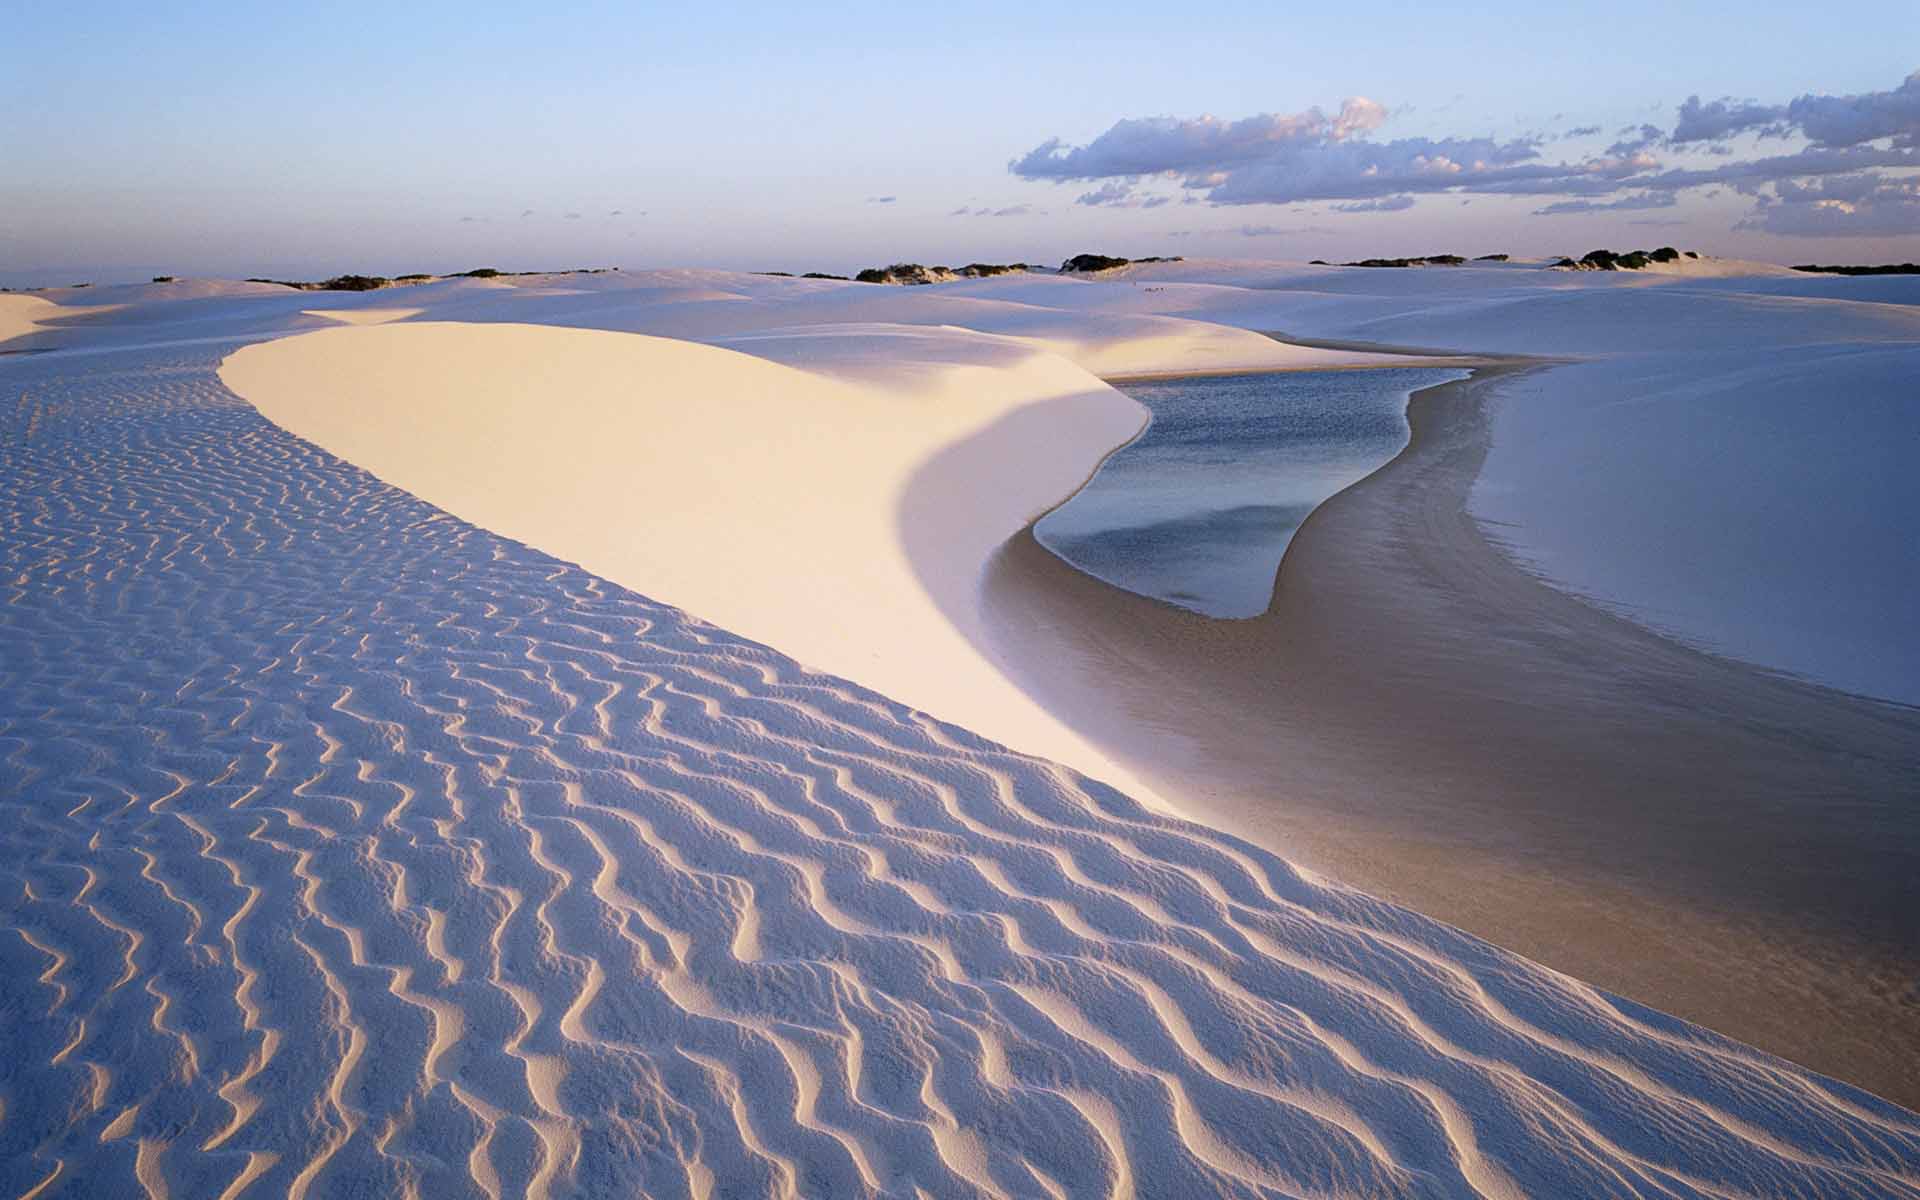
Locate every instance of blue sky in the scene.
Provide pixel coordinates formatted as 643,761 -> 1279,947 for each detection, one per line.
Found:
3,2 -> 1916,284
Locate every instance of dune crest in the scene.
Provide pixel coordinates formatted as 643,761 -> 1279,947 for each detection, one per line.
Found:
222,321 -> 1161,805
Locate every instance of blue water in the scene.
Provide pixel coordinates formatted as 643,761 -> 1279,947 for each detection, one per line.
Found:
1036,367 -> 1465,618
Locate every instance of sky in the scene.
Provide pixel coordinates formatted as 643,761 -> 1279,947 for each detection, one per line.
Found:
3,2 -> 1917,286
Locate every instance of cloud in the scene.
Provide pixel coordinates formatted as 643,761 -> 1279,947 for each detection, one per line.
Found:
1239,223 -> 1336,237
1606,124 -> 1664,156
1332,194 -> 1415,213
867,195 -> 897,204
1007,69 -> 1920,240
1014,98 -> 1388,181
564,212 -> 582,220
1564,125 -> 1602,138
1076,180 -> 1138,207
1737,171 -> 1920,236
950,204 -> 1035,217
1789,71 -> 1920,148
1671,95 -> 1788,143
1533,192 -> 1678,215
1673,71 -> 1920,148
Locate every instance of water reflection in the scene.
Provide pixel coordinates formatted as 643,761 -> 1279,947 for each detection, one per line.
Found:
1037,367 -> 1465,617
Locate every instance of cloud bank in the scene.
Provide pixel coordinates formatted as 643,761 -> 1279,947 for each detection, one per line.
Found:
1010,70 -> 1920,237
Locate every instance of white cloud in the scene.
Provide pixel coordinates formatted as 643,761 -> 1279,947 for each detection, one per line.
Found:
1534,192 -> 1677,216
1332,194 -> 1415,212
1738,172 -> 1920,236
1006,69 -> 1920,240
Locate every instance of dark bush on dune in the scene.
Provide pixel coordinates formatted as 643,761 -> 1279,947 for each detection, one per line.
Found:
396,273 -> 434,282
1061,254 -> 1130,273
853,263 -> 956,285
1792,262 -> 1920,275
457,268 -> 503,278
151,275 -> 176,283
1344,254 -> 1465,268
802,272 -> 849,280
1474,254 -> 1509,262
1562,246 -> 1693,271
319,275 -> 391,291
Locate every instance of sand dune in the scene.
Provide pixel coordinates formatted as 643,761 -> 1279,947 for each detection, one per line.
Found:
4,271 -> 1919,1194
221,317 -> 1397,810
1,295 -> 74,347
222,320 -> 1162,807
4,327 -> 1917,1198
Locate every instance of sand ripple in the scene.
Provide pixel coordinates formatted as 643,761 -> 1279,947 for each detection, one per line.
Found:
1,344 -> 1916,1197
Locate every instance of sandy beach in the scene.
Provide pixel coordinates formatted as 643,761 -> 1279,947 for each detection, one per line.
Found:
983,357 -> 1920,1109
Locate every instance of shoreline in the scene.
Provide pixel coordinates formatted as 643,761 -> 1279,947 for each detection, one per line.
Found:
981,360 -> 1920,1109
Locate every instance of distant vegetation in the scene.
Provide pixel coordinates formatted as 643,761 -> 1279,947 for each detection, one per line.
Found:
241,266 -> 613,291
856,263 -> 953,285
1791,262 -> 1920,276
151,275 -> 176,283
320,275 -> 392,292
1058,254 -> 1184,273
1061,254 -> 1130,273
1555,247 -> 1691,271
1474,254 -> 1509,262
803,272 -> 849,280
852,262 -> 1037,285
1059,251 -> 1175,272
1343,254 -> 1466,268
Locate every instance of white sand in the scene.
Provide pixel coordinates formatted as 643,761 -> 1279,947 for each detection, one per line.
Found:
224,321 -> 1164,805
2,272 -> 1917,1196
0,294 -> 64,345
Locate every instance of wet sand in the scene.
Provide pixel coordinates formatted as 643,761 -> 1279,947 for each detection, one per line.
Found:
982,361 -> 1920,1110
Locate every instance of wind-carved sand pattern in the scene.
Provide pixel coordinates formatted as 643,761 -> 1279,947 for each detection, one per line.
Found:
2,344 -> 1917,1200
